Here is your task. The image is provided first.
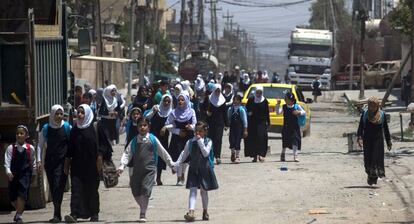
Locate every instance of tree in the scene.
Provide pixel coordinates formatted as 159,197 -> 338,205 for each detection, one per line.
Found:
308,0 -> 351,30
389,0 -> 412,36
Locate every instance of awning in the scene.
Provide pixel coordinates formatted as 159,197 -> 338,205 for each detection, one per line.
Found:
71,55 -> 139,64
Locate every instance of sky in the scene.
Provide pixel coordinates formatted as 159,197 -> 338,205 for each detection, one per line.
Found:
167,0 -> 316,57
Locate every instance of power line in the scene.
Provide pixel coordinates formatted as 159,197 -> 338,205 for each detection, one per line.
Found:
219,0 -> 313,8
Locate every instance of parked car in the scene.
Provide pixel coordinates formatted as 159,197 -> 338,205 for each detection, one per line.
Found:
365,60 -> 401,89
332,64 -> 369,90
242,83 -> 312,137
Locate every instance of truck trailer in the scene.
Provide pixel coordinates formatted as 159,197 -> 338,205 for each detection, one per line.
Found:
0,0 -> 70,209
287,28 -> 333,90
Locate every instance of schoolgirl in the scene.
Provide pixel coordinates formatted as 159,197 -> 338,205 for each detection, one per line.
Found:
174,121 -> 218,222
120,107 -> 142,147
223,83 -> 234,110
227,95 -> 248,163
165,93 -> 197,185
64,104 -> 103,223
311,76 -> 322,103
133,85 -> 153,113
206,84 -> 229,165
145,94 -> 173,185
99,84 -> 122,144
117,118 -> 175,223
245,86 -> 270,162
37,105 -> 71,222
4,125 -> 36,224
276,92 -> 306,162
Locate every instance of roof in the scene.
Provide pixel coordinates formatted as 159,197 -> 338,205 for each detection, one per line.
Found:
249,83 -> 296,89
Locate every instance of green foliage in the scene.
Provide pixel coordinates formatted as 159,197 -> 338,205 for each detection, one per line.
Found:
118,15 -> 174,73
389,0 -> 412,36
308,0 -> 351,30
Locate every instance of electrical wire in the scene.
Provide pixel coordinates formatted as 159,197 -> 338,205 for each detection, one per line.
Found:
219,0 -> 313,8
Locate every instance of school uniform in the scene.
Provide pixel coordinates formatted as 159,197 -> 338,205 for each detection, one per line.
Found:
207,84 -> 229,160
282,104 -> 303,150
145,95 -> 173,178
4,143 -> 36,202
37,105 -> 71,219
175,137 -> 218,214
99,85 -> 122,142
66,105 -> 103,220
228,106 -> 248,152
166,111 -> 196,161
245,97 -> 270,158
312,80 -> 322,96
119,133 -> 174,197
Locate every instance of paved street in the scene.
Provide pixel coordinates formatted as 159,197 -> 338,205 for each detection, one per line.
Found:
1,100 -> 414,224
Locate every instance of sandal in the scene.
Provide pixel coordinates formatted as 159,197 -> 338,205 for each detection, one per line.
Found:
184,211 -> 195,222
202,211 -> 209,221
230,152 -> 236,163
280,153 -> 285,162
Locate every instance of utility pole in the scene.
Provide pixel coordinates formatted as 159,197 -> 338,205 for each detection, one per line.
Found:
152,0 -> 161,76
209,0 -> 215,55
197,0 -> 204,43
223,10 -> 233,71
358,8 -> 367,100
213,3 -> 220,61
138,3 -> 147,85
178,0 -> 186,64
128,0 -> 136,96
349,10 -> 355,90
96,0 -> 104,87
410,0 -> 414,124
188,0 -> 194,46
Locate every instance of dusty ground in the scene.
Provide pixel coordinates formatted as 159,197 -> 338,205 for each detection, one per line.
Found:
0,100 -> 413,224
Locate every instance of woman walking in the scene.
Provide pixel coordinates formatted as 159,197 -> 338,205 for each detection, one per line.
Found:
206,84 -> 228,164
165,93 -> 197,185
64,104 -> 102,223
244,86 -> 270,162
311,76 -> 322,103
37,105 -> 71,222
357,97 -> 392,186
99,85 -> 122,145
145,94 -> 173,185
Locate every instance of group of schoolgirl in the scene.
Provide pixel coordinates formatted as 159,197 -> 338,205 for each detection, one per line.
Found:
5,101 -> 219,223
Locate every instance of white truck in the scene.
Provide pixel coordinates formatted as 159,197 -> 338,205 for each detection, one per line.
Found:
287,28 -> 333,90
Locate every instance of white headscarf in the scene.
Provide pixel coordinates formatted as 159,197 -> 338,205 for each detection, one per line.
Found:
88,89 -> 97,95
254,86 -> 265,103
49,104 -> 65,129
77,104 -> 94,129
174,84 -> 183,98
195,76 -> 205,91
103,84 -> 118,111
223,83 -> 233,97
209,84 -> 226,107
157,94 -> 173,118
243,73 -> 250,85
181,80 -> 194,98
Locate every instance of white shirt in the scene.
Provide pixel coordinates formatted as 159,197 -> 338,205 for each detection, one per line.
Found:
175,137 -> 212,166
4,143 -> 36,175
118,133 -> 174,176
164,109 -> 197,135
275,103 -> 306,116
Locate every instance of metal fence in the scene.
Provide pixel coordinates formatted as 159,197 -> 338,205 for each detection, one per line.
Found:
34,38 -> 65,118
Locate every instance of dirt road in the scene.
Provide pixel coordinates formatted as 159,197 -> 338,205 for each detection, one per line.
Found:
1,101 -> 413,223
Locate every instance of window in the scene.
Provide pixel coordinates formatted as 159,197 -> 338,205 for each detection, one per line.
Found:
296,88 -> 305,102
247,87 -> 291,99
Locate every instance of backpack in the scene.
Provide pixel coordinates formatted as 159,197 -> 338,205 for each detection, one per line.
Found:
128,133 -> 158,167
12,144 -> 31,164
42,121 -> 71,140
188,137 -> 215,168
362,109 -> 385,128
293,104 -> 306,127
